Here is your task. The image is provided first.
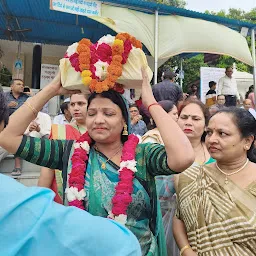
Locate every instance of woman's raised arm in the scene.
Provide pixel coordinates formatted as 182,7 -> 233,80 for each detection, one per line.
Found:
141,68 -> 194,172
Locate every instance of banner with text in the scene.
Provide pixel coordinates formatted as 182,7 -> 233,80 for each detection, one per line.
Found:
40,64 -> 59,89
50,0 -> 101,16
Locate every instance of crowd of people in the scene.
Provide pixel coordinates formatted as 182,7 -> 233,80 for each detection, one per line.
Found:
0,65 -> 255,256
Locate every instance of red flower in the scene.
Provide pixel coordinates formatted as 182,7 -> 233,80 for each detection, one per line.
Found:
69,53 -> 80,72
113,83 -> 125,94
112,193 -> 132,205
112,205 -> 128,215
122,40 -> 132,64
115,182 -> 133,193
96,43 -> 112,63
119,169 -> 134,181
90,43 -> 98,64
69,199 -> 84,209
90,64 -> 98,79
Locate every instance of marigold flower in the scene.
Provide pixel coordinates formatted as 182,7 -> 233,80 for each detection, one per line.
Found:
77,44 -> 90,54
81,70 -> 92,77
115,34 -> 126,42
112,46 -> 124,56
108,74 -> 119,83
79,64 -> 90,70
117,33 -> 131,40
89,79 -> 97,92
113,39 -> 124,47
107,65 -> 122,77
130,37 -> 142,49
79,38 -> 92,47
82,76 -> 92,86
112,55 -> 123,63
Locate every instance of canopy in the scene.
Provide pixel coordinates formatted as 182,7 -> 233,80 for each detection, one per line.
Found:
0,0 -> 255,84
90,4 -> 254,66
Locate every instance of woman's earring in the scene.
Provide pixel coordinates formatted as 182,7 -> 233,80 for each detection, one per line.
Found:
122,124 -> 128,136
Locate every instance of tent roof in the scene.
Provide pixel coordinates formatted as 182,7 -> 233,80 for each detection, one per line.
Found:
0,0 -> 255,47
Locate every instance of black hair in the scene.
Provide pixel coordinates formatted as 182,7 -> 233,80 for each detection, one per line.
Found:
10,79 -> 23,85
245,85 -> 254,99
225,67 -> 233,72
87,90 -> 129,143
129,104 -> 138,110
150,100 -> 176,129
209,81 -> 216,88
0,91 -> 9,128
60,102 -> 70,114
212,107 -> 256,163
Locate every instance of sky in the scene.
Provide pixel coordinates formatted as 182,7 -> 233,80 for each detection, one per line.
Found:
186,0 -> 256,13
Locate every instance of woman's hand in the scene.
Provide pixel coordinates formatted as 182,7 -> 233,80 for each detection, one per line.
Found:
141,67 -> 156,108
46,72 -> 80,96
183,248 -> 197,256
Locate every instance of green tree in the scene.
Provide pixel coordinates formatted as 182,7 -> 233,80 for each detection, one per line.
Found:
159,7 -> 256,92
0,65 -> 12,87
147,0 -> 186,8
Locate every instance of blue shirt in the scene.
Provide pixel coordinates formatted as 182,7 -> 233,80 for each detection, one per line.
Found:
4,91 -> 29,116
0,174 -> 141,256
131,120 -> 147,136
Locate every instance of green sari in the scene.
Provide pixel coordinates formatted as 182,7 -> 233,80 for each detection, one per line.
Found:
16,136 -> 178,256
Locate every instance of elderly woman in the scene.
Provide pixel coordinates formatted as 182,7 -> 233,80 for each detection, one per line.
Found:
0,69 -> 194,256
173,107 -> 256,255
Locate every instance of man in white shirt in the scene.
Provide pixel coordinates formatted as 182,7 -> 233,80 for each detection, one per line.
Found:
25,112 -> 51,138
217,67 -> 240,106
53,101 -> 72,125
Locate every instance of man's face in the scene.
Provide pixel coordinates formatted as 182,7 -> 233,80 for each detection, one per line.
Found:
191,85 -> 197,92
225,68 -> 233,78
217,95 -> 225,105
11,80 -> 24,94
212,84 -> 216,90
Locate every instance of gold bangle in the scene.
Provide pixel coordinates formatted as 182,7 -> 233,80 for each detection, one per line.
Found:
180,245 -> 191,256
24,101 -> 38,118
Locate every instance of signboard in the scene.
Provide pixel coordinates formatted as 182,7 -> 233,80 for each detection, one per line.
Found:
14,59 -> 22,70
40,64 -> 59,89
50,0 -> 101,16
200,67 -> 225,103
12,54 -> 25,80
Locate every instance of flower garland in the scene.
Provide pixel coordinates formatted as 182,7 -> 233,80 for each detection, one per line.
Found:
65,132 -> 139,225
64,33 -> 142,94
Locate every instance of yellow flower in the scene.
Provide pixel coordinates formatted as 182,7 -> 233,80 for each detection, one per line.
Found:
82,76 -> 92,86
113,39 -> 124,47
81,70 -> 92,77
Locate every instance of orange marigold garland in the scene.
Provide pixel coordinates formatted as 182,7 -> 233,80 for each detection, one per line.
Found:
74,33 -> 142,93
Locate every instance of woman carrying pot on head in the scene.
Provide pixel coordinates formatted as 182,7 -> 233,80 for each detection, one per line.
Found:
38,93 -> 88,204
0,68 -> 194,255
173,107 -> 256,255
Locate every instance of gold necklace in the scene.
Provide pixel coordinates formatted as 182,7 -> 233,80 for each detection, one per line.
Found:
95,145 -> 123,169
215,158 -> 249,185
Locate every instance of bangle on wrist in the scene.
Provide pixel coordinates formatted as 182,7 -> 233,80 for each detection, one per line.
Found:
24,102 -> 38,118
147,102 -> 160,112
180,244 -> 191,256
